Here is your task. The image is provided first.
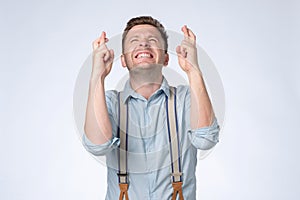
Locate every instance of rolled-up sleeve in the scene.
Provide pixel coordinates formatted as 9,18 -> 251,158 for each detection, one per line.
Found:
82,90 -> 120,156
188,118 -> 220,150
82,134 -> 120,156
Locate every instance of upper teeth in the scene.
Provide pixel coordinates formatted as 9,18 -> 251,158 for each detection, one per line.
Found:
137,53 -> 151,58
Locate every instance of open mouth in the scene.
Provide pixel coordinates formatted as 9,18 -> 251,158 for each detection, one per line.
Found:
134,51 -> 154,59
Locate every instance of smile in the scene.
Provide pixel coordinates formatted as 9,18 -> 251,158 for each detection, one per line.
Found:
135,52 -> 154,59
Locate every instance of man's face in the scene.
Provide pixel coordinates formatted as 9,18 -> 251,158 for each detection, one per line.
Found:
121,24 -> 169,70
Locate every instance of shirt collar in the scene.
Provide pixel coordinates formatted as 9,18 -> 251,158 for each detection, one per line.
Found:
121,76 -> 170,104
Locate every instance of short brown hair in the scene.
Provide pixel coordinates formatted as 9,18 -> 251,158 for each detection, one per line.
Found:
122,16 -> 168,53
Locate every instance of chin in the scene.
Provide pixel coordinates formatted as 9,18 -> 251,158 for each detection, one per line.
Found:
135,63 -> 163,69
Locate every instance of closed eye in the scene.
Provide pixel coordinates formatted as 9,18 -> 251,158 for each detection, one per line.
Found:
130,39 -> 138,43
149,38 -> 158,42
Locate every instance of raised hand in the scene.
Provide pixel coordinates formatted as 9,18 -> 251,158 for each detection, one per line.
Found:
92,31 -> 114,80
176,25 -> 200,73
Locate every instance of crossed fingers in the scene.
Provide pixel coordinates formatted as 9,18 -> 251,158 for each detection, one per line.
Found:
176,25 -> 196,58
182,25 -> 196,44
93,31 -> 109,50
92,32 -> 114,62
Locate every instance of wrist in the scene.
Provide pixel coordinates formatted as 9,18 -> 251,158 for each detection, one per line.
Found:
90,74 -> 105,88
186,67 -> 202,80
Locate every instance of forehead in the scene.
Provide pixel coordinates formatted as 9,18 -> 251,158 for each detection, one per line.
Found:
126,24 -> 162,38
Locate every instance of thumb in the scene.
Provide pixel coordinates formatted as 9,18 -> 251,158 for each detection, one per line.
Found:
176,46 -> 181,55
109,49 -> 114,61
176,45 -> 186,58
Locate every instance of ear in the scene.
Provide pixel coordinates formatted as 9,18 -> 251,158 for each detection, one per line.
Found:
163,53 -> 169,66
121,54 -> 127,68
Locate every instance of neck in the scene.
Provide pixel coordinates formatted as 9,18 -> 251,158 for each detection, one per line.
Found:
129,64 -> 163,99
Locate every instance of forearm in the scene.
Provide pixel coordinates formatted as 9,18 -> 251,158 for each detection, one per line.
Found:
84,77 -> 112,145
187,68 -> 215,129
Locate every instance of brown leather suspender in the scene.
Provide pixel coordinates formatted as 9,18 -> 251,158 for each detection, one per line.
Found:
118,87 -> 184,199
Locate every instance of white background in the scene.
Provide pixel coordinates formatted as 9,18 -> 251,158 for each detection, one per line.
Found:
1,0 -> 299,199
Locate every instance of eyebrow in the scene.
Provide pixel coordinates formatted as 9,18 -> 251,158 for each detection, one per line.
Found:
128,35 -> 158,39
126,35 -> 139,40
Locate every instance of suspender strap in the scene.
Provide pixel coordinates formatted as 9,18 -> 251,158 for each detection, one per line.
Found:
118,92 -> 129,200
117,87 -> 184,200
166,87 -> 184,200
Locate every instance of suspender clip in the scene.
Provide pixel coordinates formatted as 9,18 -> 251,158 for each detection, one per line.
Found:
117,173 -> 128,177
171,172 -> 183,177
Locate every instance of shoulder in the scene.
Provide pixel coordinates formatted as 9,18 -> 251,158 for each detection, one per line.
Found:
105,90 -> 120,108
172,85 -> 190,108
174,85 -> 190,97
105,90 -> 119,99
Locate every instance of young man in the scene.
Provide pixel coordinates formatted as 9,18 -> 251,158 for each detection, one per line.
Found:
83,16 -> 219,200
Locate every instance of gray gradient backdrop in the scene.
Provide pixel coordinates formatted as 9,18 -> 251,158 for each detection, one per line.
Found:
1,0 -> 299,199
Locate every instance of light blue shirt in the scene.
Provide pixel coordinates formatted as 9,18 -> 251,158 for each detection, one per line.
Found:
83,77 -> 220,200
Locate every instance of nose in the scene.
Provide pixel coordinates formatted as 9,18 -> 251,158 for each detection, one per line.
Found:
139,39 -> 150,47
